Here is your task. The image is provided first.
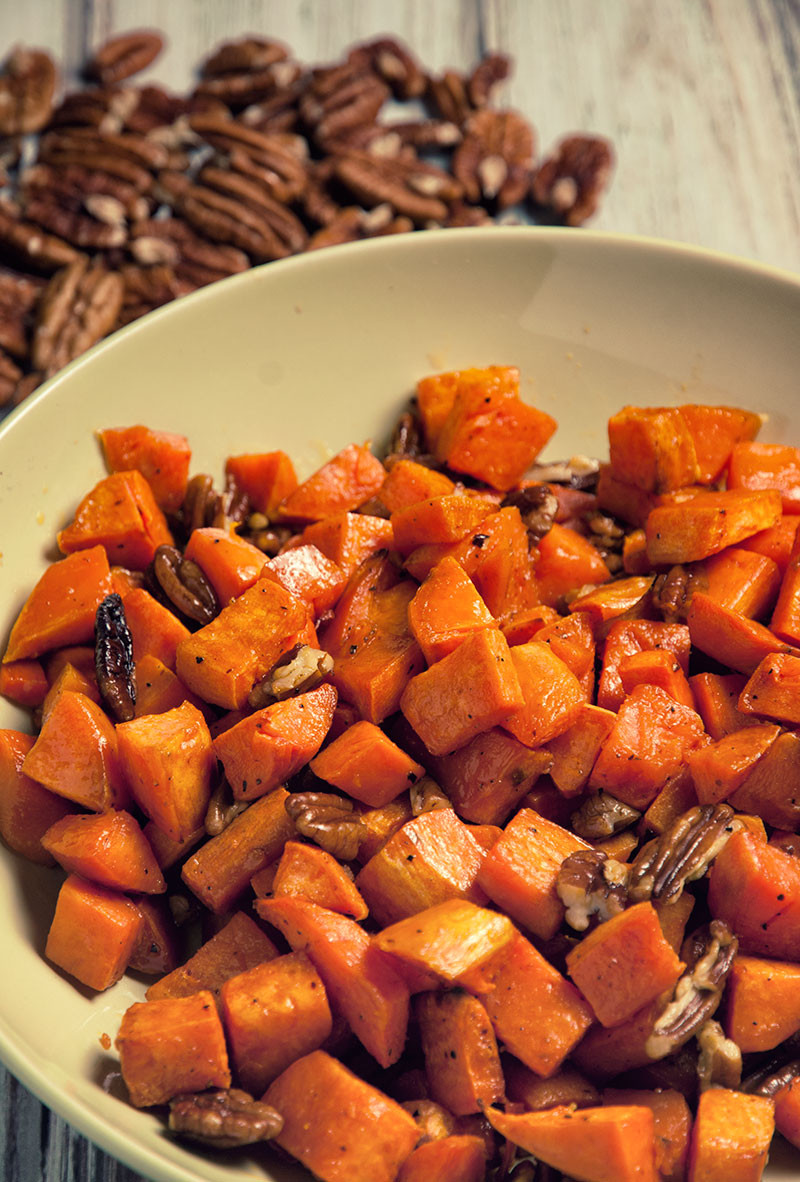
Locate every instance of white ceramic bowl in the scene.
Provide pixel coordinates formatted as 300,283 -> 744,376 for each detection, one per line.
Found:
1,228 -> 800,1182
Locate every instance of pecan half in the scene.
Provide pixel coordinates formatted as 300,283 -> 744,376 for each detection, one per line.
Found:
531,134 -> 614,226
0,347 -> 22,407
241,516 -> 293,556
384,407 -> 428,462
86,31 -> 164,85
0,269 -> 41,360
409,776 -> 450,816
526,455 -> 601,492
22,192 -> 128,252
300,59 -> 389,148
645,920 -> 738,1060
467,53 -> 512,108
23,161 -> 150,221
285,791 -> 366,861
50,86 -> 138,134
427,70 -> 473,127
0,200 -> 81,274
95,593 -> 137,722
130,217 -> 249,289
650,564 -> 708,623
117,262 -> 190,327
557,848 -> 630,932
745,1057 -> 800,1099
0,47 -> 57,135
168,1088 -> 283,1148
149,544 -> 219,626
307,203 -> 413,250
696,1018 -> 742,1092
354,37 -> 427,100
200,37 -> 290,79
248,644 -> 334,710
400,1098 -> 456,1143
628,804 -> 742,906
453,109 -> 534,209
32,258 -> 124,376
570,792 -> 641,841
195,60 -> 302,112
333,150 -> 461,224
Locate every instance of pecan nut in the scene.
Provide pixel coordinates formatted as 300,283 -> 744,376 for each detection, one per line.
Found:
628,804 -> 742,906
204,776 -> 249,837
200,37 -> 290,79
557,848 -> 630,932
0,47 -> 57,135
149,544 -> 219,626
95,593 -> 137,722
86,31 -> 164,85
501,484 -> 559,544
248,644 -> 334,711
570,792 -> 641,841
0,348 -> 22,408
300,58 -> 390,148
645,920 -> 738,1060
453,109 -> 534,209
285,791 -> 365,861
168,1088 -> 283,1148
32,258 -> 124,376
0,200 -> 81,274
130,217 -> 249,289
696,1018 -> 742,1092
531,134 -> 614,226
333,150 -> 461,224
409,776 -> 450,816
650,564 -> 708,623
0,269 -> 42,360
354,37 -> 427,100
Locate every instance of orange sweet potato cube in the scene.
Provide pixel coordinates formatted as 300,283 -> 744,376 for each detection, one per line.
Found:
261,544 -> 347,617
58,469 -> 173,569
175,577 -> 309,709
379,457 -> 455,512
310,719 -> 424,808
116,701 -> 216,842
645,488 -> 782,564
566,901 -> 685,1027
400,627 -> 523,756
23,689 -> 127,812
146,911 -> 279,1003
116,990 -> 231,1107
46,873 -> 143,991
264,1050 -> 419,1182
220,951 -> 333,1094
98,425 -> 191,514
121,586 -> 191,671
272,840 -> 369,920
687,1088 -> 774,1182
213,683 -> 337,801
356,808 -> 489,926
373,899 -> 515,984
225,449 -> 298,515
461,931 -> 594,1077
608,405 -> 699,493
278,442 -> 386,522
391,494 -> 495,554
290,512 -> 394,580
502,642 -> 586,748
416,990 -> 504,1116
0,728 -> 74,864
183,527 -> 267,607
41,809 -> 166,894
432,367 -> 556,492
476,808 -> 590,940
408,555 -> 497,665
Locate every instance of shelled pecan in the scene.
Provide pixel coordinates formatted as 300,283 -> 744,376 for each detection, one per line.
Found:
0,347 -> 22,406
199,36 -> 290,80
50,86 -> 138,133
570,792 -> 641,841
501,484 -> 559,543
557,848 -> 630,931
130,217 -> 249,289
627,803 -> 742,905
247,644 -> 334,709
149,543 -> 219,625
0,199 -> 81,273
307,203 -> 413,250
85,31 -> 164,86
531,133 -> 614,226
333,150 -> 461,224
300,58 -> 390,148
0,269 -> 41,359
285,790 -> 365,861
354,37 -> 427,100
453,109 -> 534,208
0,47 -> 57,135
696,1018 -> 742,1091
32,257 -> 124,375
168,1088 -> 283,1148
94,593 -> 137,722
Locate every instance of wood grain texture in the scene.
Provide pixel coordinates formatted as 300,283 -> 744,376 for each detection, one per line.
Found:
0,2 -> 798,1180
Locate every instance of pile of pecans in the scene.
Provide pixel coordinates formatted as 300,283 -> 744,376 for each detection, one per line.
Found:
0,31 -> 614,409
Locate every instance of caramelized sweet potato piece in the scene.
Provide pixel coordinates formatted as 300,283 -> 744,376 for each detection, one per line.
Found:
602,1088 -> 692,1182
543,703 -> 616,796
598,619 -> 691,713
702,546 -> 781,619
120,586 -> 190,671
220,951 -> 333,1093
686,1088 -> 774,1182
0,658 -> 48,707
310,719 -> 424,808
608,405 -> 699,494
728,440 -> 800,512
23,689 -> 127,811
264,1050 -> 419,1182
278,442 -> 385,522
534,521 -> 612,607
502,641 -> 585,748
408,555 -> 496,664
0,729 -> 73,864
678,403 -> 761,485
46,873 -> 143,991
645,488 -> 782,564
396,1136 -> 486,1182
290,511 -> 394,580
416,990 -> 504,1116
224,449 -> 297,515
41,809 -> 166,893
261,543 -> 346,617
486,1104 -> 659,1182
374,899 -> 515,985
184,526 -> 267,607
98,425 -> 191,514
146,911 -> 279,1003
685,723 -> 780,805
689,671 -> 757,739
708,830 -> 800,960
379,457 -> 455,512
116,990 -> 231,1107
57,469 -> 173,569
724,954 -> 800,1052
688,591 -> 798,675
3,545 -> 112,663
272,840 -> 368,920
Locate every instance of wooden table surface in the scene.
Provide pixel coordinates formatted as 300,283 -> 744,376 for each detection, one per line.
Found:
0,1 -> 798,1180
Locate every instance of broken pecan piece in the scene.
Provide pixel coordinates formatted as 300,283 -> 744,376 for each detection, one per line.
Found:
501,484 -> 558,544
285,791 -> 365,861
645,920 -> 738,1060
570,792 -> 641,841
149,544 -> 219,626
86,31 -> 164,85
95,593 -> 137,722
0,47 -> 57,135
0,200 -> 81,274
248,644 -> 334,710
531,133 -> 614,226
409,776 -> 450,816
0,269 -> 41,360
650,564 -> 708,623
467,53 -> 512,108
168,1088 -> 283,1148
204,776 -> 249,837
557,848 -> 630,932
453,109 -> 534,209
628,804 -> 742,906
333,150 -> 461,224
696,1018 -> 742,1092
32,258 -> 124,376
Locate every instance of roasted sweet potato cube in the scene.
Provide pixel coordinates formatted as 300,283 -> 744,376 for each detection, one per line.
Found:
408,555 -> 496,664
58,469 -> 173,569
608,404 -> 699,493
724,954 -> 800,1053
687,1088 -> 774,1182
544,703 -> 616,796
220,950 -> 332,1094
46,873 -> 143,991
379,457 -> 455,513
645,488 -> 782,564
121,586 -> 190,670
290,511 -> 394,580
261,543 -> 346,617
397,1136 -> 486,1182
566,902 -> 685,1027
23,689 -> 127,812
224,449 -> 297,515
41,809 -> 166,893
373,899 -> 515,984
678,403 -> 761,485
146,911 -> 279,1003
116,990 -> 231,1107
116,701 -> 215,842
3,546 -> 107,651
263,1050 -> 419,1182
0,658 -> 48,707
98,425 -> 191,514
356,808 -> 489,926
502,641 -> 585,748
310,719 -> 424,808
416,990 -> 504,1116
183,527 -> 267,606
603,1087 -> 692,1182
0,728 -> 73,864
272,840 -> 369,919
708,830 -> 800,961
278,442 -> 385,522
728,440 -> 800,511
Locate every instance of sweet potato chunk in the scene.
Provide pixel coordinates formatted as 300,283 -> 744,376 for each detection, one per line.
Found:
0,729 -> 73,864
278,442 -> 385,522
645,488 -> 782,564
23,689 -> 126,812
3,545 -> 112,663
145,911 -> 279,1003
41,809 -> 166,893
116,990 -> 231,1107
264,1050 -> 419,1182
608,404 -> 699,494
686,1088 -> 774,1182
416,990 -> 504,1116
98,425 -> 191,514
310,719 -> 424,808
57,469 -> 173,569
46,874 -> 143,991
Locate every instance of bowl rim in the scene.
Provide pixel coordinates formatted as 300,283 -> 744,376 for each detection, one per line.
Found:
2,223 -> 800,1181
